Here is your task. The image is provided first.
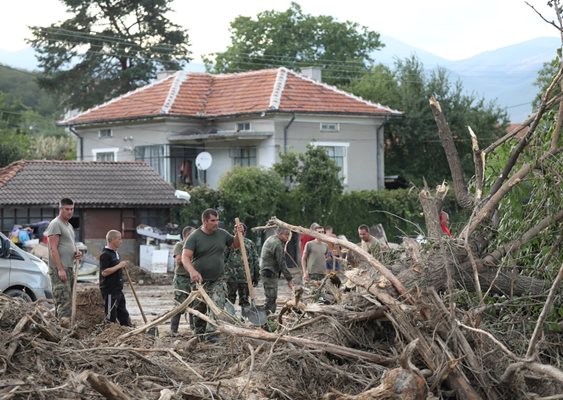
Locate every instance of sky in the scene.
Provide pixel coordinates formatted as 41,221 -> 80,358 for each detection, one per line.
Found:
0,0 -> 560,62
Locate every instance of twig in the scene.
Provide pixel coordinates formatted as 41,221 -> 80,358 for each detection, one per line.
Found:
526,263 -> 563,359
456,321 -> 529,362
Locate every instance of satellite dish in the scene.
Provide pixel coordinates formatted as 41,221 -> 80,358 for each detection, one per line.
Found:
195,152 -> 212,170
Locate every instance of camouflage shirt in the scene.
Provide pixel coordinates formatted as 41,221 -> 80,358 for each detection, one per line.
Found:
260,235 -> 292,281
224,237 -> 259,283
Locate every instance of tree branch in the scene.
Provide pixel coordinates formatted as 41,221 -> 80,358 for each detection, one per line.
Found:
468,126 -> 484,200
268,217 -> 411,300
526,262 -> 563,359
488,64 -> 563,198
482,209 -> 563,265
429,96 -> 474,208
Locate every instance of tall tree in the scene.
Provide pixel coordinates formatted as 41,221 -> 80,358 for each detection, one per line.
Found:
348,56 -> 509,186
27,0 -> 191,111
204,2 -> 383,86
274,145 -> 343,224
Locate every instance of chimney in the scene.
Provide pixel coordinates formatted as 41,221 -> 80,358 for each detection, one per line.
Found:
301,66 -> 322,82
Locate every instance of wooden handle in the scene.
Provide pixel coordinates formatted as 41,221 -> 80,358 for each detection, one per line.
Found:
235,218 -> 256,302
70,258 -> 80,327
123,265 -> 148,323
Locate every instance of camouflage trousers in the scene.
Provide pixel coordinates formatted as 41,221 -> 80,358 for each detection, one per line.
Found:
262,275 -> 278,314
226,281 -> 249,307
173,274 -> 192,308
48,267 -> 74,318
190,279 -> 226,335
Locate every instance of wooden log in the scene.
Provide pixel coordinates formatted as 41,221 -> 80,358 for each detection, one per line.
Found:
78,370 -> 131,400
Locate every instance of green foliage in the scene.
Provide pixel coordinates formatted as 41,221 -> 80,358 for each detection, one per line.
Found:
347,56 -> 509,186
0,65 -> 63,117
326,189 -> 425,242
0,132 -> 29,167
218,167 -> 287,233
176,185 -> 222,229
204,2 -> 382,86
27,0 -> 191,110
483,54 -> 562,281
28,135 -> 76,160
274,145 -> 343,224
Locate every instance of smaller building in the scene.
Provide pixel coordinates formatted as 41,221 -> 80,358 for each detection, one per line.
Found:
0,160 -> 187,262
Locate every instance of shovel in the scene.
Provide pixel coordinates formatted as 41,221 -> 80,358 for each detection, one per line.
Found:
235,218 -> 268,326
123,265 -> 158,336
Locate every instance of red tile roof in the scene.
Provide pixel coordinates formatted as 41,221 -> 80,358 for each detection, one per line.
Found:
0,160 -> 185,207
507,123 -> 530,140
60,68 -> 401,126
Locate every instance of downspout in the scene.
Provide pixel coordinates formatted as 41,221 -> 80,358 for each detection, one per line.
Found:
375,116 -> 389,190
69,126 -> 84,161
283,113 -> 296,154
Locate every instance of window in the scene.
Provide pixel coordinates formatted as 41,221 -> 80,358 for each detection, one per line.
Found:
312,142 -> 349,184
92,148 -> 118,161
320,122 -> 339,132
135,144 -> 169,179
230,147 -> 257,167
236,122 -> 251,132
99,128 -> 112,138
96,152 -> 115,161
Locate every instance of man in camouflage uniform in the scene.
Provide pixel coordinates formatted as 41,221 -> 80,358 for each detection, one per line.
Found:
170,225 -> 195,334
260,227 -> 294,314
224,223 -> 259,307
182,209 -> 243,342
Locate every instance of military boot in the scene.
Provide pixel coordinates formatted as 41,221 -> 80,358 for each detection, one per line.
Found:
170,313 -> 181,334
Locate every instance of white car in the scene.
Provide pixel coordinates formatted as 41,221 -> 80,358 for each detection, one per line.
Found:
0,232 -> 52,302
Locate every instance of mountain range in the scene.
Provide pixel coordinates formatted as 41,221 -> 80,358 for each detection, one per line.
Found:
376,35 -> 559,122
1,36 -> 559,122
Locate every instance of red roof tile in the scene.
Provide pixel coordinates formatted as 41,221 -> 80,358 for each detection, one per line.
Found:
60,68 -> 401,126
507,123 -> 530,140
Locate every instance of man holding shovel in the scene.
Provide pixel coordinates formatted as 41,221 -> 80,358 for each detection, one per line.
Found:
224,222 -> 259,308
99,230 -> 133,326
181,208 -> 243,342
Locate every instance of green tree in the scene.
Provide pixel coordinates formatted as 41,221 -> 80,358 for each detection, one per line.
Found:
28,135 -> 76,160
27,0 -> 191,111
176,185 -> 223,229
274,145 -> 343,224
348,56 -> 509,186
218,167 -> 287,233
204,2 -> 383,86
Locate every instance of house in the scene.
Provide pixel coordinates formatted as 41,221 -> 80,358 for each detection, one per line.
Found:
59,67 -> 402,191
0,160 -> 187,262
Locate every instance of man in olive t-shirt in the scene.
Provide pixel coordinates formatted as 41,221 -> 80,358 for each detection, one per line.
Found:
45,198 -> 81,324
181,208 -> 242,340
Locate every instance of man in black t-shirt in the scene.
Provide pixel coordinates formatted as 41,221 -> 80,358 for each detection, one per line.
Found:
99,230 -> 132,326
